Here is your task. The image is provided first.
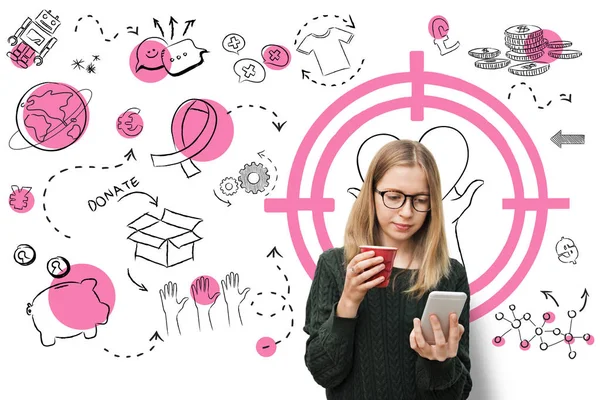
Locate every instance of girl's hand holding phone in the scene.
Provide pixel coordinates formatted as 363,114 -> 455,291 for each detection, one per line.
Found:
409,312 -> 465,362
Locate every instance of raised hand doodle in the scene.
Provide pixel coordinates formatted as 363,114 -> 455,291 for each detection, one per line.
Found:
160,281 -> 188,336
221,272 -> 250,328
191,276 -> 220,332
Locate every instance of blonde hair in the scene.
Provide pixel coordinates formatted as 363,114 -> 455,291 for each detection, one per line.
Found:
343,139 -> 450,299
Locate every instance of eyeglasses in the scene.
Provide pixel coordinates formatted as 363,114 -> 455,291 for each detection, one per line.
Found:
375,190 -> 431,212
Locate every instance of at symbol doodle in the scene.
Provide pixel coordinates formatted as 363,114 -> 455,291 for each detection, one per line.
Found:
264,51 -> 570,322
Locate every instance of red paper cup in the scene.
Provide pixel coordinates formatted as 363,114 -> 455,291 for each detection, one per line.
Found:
359,245 -> 397,288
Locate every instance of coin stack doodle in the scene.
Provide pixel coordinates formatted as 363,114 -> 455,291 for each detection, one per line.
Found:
467,24 -> 582,76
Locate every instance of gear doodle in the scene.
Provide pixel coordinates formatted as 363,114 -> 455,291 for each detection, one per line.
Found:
219,177 -> 239,196
238,162 -> 270,194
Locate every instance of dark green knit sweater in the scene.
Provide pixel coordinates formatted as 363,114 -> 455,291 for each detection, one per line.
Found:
304,247 -> 472,399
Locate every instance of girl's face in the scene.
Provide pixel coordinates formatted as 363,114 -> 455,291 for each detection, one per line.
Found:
374,165 -> 430,248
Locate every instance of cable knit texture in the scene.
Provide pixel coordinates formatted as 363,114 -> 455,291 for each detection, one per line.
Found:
304,247 -> 472,399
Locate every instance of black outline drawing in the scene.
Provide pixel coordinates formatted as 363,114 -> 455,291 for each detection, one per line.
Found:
219,177 -> 238,197
267,246 -> 283,258
347,128 -> 484,267
127,268 -> 148,292
493,303 -> 593,360
160,281 -> 188,335
41,149 -> 137,239
151,99 -> 219,179
133,36 -> 208,78
9,185 -> 32,212
221,272 -> 251,328
27,278 -> 110,347
8,9 -> 60,68
88,177 -> 142,212
508,82 -> 572,110
233,58 -> 266,83
222,33 -> 246,55
430,16 -> 460,56
297,27 -> 354,76
191,276 -> 220,332
239,161 -> 270,194
551,130 -> 584,148
116,107 -> 144,138
14,244 -> 36,266
301,58 -> 365,87
293,14 -> 356,46
261,44 -> 291,69
258,151 -> 278,196
226,104 -> 286,132
46,256 -> 70,278
9,82 -> 92,152
103,331 -> 163,358
153,17 -> 196,41
118,191 -> 159,207
74,15 -> 119,42
72,59 -> 85,70
127,208 -> 203,268
555,236 -> 578,265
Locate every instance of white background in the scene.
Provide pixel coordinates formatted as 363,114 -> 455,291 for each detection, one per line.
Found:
1,0 -> 599,399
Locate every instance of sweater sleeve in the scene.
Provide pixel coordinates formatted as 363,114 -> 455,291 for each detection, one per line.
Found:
415,260 -> 473,399
303,251 -> 357,389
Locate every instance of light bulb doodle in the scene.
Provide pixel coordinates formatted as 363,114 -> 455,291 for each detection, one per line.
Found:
428,15 -> 460,56
264,51 -> 570,322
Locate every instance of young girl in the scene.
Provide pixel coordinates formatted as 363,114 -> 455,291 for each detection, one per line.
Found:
304,139 -> 472,399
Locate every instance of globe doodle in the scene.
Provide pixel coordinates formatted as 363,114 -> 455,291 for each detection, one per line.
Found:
9,82 -> 92,151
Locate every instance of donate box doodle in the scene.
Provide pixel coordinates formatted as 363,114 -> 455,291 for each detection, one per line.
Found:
127,208 -> 203,268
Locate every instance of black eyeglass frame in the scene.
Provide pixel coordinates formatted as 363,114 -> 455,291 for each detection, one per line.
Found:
374,189 -> 431,212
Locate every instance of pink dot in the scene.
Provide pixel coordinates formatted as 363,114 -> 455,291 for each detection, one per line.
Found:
528,29 -> 562,64
129,39 -> 171,83
171,99 -> 234,162
492,336 -> 505,347
519,340 -> 530,350
428,16 -> 450,39
9,187 -> 34,213
564,334 -> 575,344
116,109 -> 144,138
586,334 -> 594,345
9,44 -> 35,68
19,82 -> 90,150
190,275 -> 220,305
49,263 -> 115,330
543,311 -> 556,323
262,45 -> 291,70
256,336 -> 277,357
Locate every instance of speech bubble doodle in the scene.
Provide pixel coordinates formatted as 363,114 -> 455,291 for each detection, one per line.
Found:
163,38 -> 209,76
261,44 -> 291,70
233,58 -> 266,83
135,37 -> 168,72
222,33 -> 246,55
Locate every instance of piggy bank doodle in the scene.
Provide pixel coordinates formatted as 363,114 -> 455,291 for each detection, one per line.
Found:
556,236 -> 579,265
26,278 -> 110,347
162,38 -> 208,76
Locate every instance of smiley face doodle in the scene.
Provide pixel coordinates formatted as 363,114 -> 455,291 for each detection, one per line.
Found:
556,236 -> 578,264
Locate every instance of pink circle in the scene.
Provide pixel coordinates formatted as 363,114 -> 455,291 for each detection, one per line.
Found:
190,275 -> 220,305
9,187 -> 34,213
49,263 -> 115,330
519,340 -> 530,350
262,45 -> 291,70
428,16 -> 450,39
586,334 -> 594,345
564,333 -> 575,344
9,44 -> 35,68
543,311 -> 556,323
116,110 -> 144,138
256,336 -> 277,357
19,82 -> 90,150
263,51 -> 570,323
129,38 -> 171,83
171,99 -> 234,162
528,29 -> 562,64
492,336 -> 505,347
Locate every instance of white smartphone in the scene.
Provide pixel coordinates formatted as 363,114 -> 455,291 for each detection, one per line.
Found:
420,291 -> 467,345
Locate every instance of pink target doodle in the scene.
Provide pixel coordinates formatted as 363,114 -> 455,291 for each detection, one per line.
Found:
264,51 -> 570,322
151,98 -> 234,178
116,107 -> 144,138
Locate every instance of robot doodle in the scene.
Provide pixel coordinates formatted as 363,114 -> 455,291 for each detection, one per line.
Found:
7,9 -> 61,68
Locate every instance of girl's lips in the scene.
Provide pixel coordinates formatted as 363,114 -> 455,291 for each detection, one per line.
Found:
393,223 -> 411,231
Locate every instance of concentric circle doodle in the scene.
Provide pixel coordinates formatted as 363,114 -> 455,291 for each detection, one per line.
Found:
238,162 -> 270,194
264,51 -> 570,322
220,176 -> 239,196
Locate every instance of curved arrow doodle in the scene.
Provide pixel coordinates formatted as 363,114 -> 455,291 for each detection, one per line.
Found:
118,191 -> 159,207
507,82 -> 572,110
43,149 -> 137,239
257,150 -> 279,196
293,14 -> 356,46
226,104 -> 286,132
301,58 -> 365,87
103,331 -> 163,358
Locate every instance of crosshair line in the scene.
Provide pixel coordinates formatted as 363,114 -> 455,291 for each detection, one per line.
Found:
503,197 -> 570,210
